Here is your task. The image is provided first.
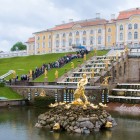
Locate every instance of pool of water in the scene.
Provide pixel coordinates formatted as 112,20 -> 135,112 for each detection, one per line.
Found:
0,106 -> 140,140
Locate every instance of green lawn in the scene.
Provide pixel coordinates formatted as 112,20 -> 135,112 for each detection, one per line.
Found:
0,87 -> 23,99
34,50 -> 108,82
0,52 -> 76,80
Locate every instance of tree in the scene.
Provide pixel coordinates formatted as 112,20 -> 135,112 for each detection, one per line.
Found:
11,42 -> 27,51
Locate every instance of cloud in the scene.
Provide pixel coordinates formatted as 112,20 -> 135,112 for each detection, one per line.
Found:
0,0 -> 140,51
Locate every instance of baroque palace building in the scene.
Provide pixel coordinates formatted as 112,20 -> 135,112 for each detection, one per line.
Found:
26,8 -> 140,55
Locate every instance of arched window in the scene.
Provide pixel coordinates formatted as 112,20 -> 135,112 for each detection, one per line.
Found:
98,29 -> 101,33
90,30 -> 94,34
43,36 -> 45,40
62,33 -> 65,37
108,28 -> 111,32
120,25 -> 123,30
76,38 -> 80,45
98,36 -> 101,44
128,32 -> 132,40
128,24 -> 132,30
83,31 -> 86,35
69,32 -> 72,36
69,39 -> 72,46
56,40 -> 59,47
76,31 -> 79,36
83,37 -> 86,45
90,36 -> 94,45
134,31 -> 138,39
134,23 -> 138,29
120,33 -> 123,40
62,39 -> 65,46
56,34 -> 59,38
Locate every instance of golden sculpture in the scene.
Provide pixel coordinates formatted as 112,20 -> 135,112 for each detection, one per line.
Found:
39,89 -> 46,97
12,70 -> 16,79
72,74 -> 90,105
105,121 -> 112,128
116,52 -> 119,60
71,62 -> 74,69
101,76 -> 112,86
94,48 -> 97,56
91,69 -> 94,78
53,123 -> 60,130
125,45 -> 128,54
55,70 -> 58,79
105,60 -> 109,70
29,69 -> 32,78
83,53 -> 86,61
44,69 -> 48,78
99,102 -> 108,108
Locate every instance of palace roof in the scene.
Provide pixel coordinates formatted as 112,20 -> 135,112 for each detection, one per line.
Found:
117,8 -> 140,20
51,19 -> 107,31
26,37 -> 35,43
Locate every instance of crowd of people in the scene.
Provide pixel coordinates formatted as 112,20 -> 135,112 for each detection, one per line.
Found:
20,49 -> 89,81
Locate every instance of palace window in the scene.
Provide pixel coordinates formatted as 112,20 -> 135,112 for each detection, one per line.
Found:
128,32 -> 132,40
128,24 -> 132,30
76,31 -> 79,36
62,33 -> 65,37
43,36 -> 45,40
48,42 -> 51,48
108,28 -> 111,32
120,25 -> 123,30
83,31 -> 86,35
42,42 -> 45,48
120,33 -> 123,40
76,38 -> 80,45
69,39 -> 72,46
134,31 -> 138,39
56,40 -> 59,47
98,36 -> 101,44
98,29 -> 101,33
90,36 -> 94,45
49,35 -> 51,39
69,32 -> 72,36
62,39 -> 65,47
37,36 -> 40,40
83,37 -> 86,45
56,34 -> 59,38
37,43 -> 39,48
107,36 -> 111,43
90,30 -> 94,34
134,23 -> 138,29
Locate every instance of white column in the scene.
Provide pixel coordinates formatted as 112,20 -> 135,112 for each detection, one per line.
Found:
79,31 -> 82,45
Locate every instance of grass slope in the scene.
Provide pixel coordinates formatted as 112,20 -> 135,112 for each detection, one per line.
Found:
0,87 -> 23,99
0,52 -> 74,80
34,50 -> 108,82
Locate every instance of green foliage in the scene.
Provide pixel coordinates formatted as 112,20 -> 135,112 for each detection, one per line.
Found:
0,82 -> 5,87
0,87 -> 23,99
11,42 -> 27,51
34,95 -> 55,108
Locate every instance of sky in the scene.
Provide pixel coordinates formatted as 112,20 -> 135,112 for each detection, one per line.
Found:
0,0 -> 140,52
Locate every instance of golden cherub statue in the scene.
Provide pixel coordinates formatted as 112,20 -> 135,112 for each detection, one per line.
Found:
91,69 -> 94,78
44,69 -> 48,78
55,70 -> 58,79
71,62 -> 74,69
72,73 -> 90,105
101,76 -> 112,85
12,70 -> 16,79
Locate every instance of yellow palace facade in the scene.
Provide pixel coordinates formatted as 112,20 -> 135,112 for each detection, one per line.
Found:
26,8 -> 140,55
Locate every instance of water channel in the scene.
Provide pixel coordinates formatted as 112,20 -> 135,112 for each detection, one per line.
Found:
0,106 -> 140,140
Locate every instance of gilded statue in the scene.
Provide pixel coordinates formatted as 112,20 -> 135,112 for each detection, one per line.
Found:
101,76 -> 111,85
29,69 -> 32,78
12,70 -> 16,79
94,48 -> 97,56
44,69 -> 48,78
71,62 -> 74,69
55,70 -> 58,79
91,69 -> 94,78
39,89 -> 46,97
105,60 -> 109,70
83,53 -> 86,61
72,74 -> 89,105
